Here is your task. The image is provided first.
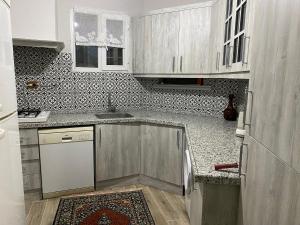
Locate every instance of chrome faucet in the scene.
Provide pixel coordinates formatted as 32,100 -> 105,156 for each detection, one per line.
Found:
107,92 -> 116,112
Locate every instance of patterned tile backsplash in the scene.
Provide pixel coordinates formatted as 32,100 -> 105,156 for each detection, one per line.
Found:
14,46 -> 248,118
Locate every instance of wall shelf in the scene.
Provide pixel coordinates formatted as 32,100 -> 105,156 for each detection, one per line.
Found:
153,84 -> 211,91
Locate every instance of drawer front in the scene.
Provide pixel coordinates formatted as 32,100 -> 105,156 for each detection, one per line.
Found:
21,145 -> 39,161
20,129 -> 38,146
23,174 -> 41,191
22,161 -> 40,175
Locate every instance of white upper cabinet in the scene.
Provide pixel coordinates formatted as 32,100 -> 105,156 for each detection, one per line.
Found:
10,0 -> 57,41
179,7 -> 211,74
208,0 -> 226,73
151,12 -> 180,74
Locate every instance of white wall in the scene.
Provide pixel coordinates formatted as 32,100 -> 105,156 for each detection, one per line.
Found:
142,0 -> 210,12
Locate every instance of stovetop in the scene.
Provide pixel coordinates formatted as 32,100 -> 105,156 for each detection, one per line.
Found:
18,110 -> 41,118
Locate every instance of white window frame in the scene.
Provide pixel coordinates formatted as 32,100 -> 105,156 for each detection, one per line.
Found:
101,14 -> 129,71
70,8 -> 129,72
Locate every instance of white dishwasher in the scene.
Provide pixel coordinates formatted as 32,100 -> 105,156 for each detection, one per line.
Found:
39,127 -> 94,198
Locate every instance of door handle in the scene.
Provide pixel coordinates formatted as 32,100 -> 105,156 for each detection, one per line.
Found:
0,129 -> 5,140
177,130 -> 180,150
245,90 -> 254,135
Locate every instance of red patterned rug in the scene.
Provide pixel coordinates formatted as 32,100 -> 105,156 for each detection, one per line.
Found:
53,190 -> 155,225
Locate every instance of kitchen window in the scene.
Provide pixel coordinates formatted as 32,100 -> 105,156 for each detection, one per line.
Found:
71,9 -> 129,72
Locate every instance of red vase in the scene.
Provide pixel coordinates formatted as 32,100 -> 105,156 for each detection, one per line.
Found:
223,94 -> 238,121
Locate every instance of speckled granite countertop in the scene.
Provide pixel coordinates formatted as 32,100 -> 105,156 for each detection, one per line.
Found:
19,111 -> 242,185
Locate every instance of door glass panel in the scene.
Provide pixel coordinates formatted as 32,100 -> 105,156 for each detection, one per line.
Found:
233,37 -> 238,63
235,8 -> 241,35
240,2 -> 247,32
237,34 -> 244,62
228,18 -> 232,40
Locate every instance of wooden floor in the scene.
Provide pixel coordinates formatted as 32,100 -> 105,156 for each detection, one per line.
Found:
25,184 -> 191,225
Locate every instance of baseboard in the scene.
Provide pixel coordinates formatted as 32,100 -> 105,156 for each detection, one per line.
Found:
43,186 -> 94,199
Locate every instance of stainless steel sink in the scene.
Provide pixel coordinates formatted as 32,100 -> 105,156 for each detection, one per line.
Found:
95,112 -> 134,119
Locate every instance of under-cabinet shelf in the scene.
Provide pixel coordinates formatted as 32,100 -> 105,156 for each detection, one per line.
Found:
153,84 -> 211,91
133,71 -> 250,80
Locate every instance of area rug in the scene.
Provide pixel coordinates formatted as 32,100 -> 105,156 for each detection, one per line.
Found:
53,190 -> 155,225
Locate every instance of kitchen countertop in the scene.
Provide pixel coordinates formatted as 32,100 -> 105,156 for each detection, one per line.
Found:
19,111 -> 242,185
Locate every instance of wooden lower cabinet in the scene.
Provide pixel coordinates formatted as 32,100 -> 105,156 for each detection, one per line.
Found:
95,124 -> 140,182
190,182 -> 240,225
19,128 -> 41,192
140,124 -> 183,186
95,123 -> 183,189
238,137 -> 300,225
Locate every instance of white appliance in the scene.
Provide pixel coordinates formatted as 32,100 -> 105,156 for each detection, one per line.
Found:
39,127 -> 94,198
184,149 -> 192,218
0,0 -> 26,224
18,110 -> 51,123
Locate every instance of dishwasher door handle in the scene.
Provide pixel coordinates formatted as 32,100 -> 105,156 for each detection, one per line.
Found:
61,136 -> 73,143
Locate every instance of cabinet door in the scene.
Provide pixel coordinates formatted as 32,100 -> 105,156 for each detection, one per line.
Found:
248,0 -> 300,169
209,0 -> 226,73
151,12 -> 180,73
95,124 -> 140,182
179,7 -> 211,74
141,125 -> 183,186
132,16 -> 152,74
240,137 -> 300,225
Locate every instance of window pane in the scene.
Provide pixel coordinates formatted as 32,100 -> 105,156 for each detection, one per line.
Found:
229,0 -> 233,15
74,13 -> 98,46
106,19 -> 124,47
106,47 -> 123,66
75,45 -> 98,68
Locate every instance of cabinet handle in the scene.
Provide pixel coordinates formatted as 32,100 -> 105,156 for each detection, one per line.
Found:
244,90 -> 254,135
216,52 -> 220,71
99,127 -> 101,146
226,46 -> 233,68
177,130 -> 180,150
242,36 -> 251,65
172,56 -> 175,72
239,143 -> 248,176
180,56 -> 183,72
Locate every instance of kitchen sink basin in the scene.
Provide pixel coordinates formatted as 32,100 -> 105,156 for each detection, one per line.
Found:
95,112 -> 134,119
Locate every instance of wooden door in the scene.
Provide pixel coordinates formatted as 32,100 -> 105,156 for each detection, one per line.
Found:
151,12 -> 180,73
178,7 -> 211,74
95,124 -> 140,182
140,124 -> 183,186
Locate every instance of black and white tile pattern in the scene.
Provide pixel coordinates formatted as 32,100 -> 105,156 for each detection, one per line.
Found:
14,46 -> 248,118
